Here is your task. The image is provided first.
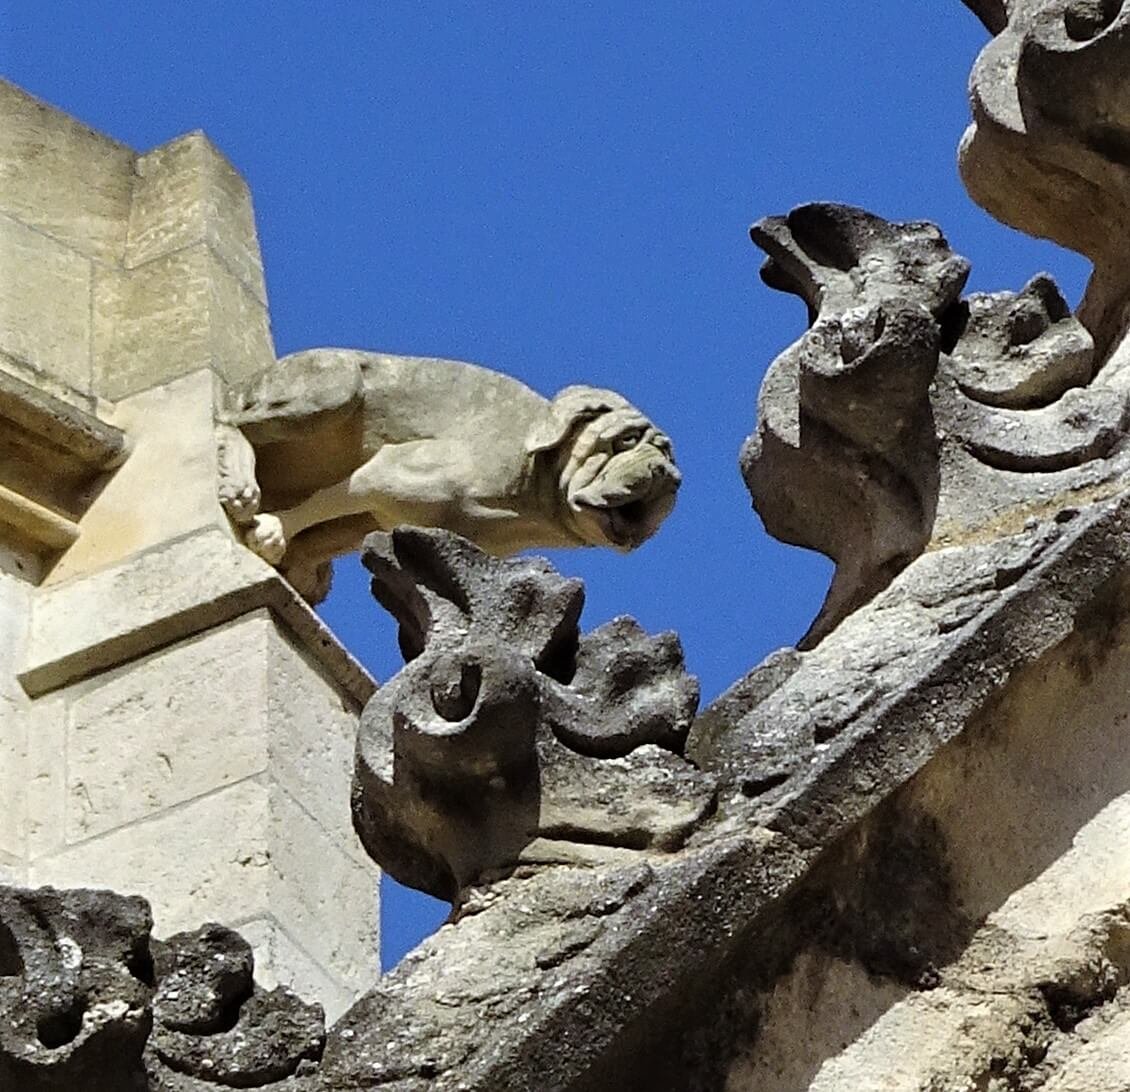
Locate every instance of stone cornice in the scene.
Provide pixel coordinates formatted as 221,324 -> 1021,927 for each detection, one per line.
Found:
0,360 -> 126,557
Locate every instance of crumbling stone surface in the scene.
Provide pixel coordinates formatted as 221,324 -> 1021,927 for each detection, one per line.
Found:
317,862 -> 662,1088
0,886 -> 325,1091
0,885 -> 153,1092
149,924 -> 325,1089
352,527 -> 715,902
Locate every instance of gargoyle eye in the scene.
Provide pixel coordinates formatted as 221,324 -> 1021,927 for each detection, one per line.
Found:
614,430 -> 644,452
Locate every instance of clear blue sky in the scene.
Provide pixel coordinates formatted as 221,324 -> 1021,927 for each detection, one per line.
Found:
1,2 -> 1091,966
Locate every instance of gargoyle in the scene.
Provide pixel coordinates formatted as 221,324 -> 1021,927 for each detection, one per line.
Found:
216,349 -> 681,601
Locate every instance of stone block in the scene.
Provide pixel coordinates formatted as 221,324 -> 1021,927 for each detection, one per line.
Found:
0,707 -> 25,862
268,627 -> 362,841
63,615 -> 270,842
0,79 -> 134,264
23,694 -> 65,861
0,213 -> 92,392
93,242 -> 273,401
0,548 -> 32,863
0,348 -> 100,415
126,132 -> 267,304
45,370 -> 230,585
990,793 -> 1130,939
25,529 -> 272,696
0,852 -> 23,885
29,777 -> 271,938
269,785 -> 380,1001
23,528 -> 374,704
21,586 -> 375,1014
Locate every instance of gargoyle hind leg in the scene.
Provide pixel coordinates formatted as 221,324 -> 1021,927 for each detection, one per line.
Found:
216,423 -> 261,525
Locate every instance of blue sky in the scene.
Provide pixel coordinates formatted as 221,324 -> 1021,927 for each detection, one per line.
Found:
2,2 -> 1091,965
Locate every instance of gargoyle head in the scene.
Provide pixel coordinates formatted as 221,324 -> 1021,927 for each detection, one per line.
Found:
526,386 -> 682,551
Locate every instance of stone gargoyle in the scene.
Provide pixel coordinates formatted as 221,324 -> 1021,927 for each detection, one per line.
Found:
216,350 -> 681,601
350,526 -> 716,902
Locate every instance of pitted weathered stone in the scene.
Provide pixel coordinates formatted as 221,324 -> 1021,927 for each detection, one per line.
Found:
552,616 -> 700,758
150,924 -> 325,1088
352,527 -> 713,901
0,887 -> 326,1091
0,885 -> 153,1092
960,0 -> 1130,358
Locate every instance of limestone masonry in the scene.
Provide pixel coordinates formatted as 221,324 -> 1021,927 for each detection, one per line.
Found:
0,77 -> 379,1025
4,1 -> 1130,1089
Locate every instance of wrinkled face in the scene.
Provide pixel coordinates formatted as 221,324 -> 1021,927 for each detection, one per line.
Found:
561,408 -> 681,550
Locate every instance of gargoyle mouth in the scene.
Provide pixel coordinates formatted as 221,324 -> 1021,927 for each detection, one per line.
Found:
574,479 -> 679,551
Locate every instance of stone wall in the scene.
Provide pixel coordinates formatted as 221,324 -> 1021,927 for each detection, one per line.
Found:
720,583 -> 1130,1090
0,79 -> 380,1020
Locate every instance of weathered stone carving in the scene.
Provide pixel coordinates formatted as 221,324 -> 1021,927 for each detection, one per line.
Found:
743,201 -> 1130,646
0,886 -> 324,1091
149,924 -> 324,1088
960,0 -> 1130,360
351,526 -> 714,900
0,886 -> 153,1092
216,350 -> 680,601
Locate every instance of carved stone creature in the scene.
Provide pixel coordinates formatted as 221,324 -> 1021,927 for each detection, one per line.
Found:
744,202 -> 1124,647
351,526 -> 715,901
216,350 -> 681,601
960,0 -> 1130,360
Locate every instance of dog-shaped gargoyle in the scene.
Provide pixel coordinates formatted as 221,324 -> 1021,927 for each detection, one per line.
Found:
216,349 -> 681,601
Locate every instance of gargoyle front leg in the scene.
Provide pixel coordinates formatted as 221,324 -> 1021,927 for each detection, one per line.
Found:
242,442 -> 447,564
244,479 -> 370,565
216,423 -> 261,525
242,440 -> 512,565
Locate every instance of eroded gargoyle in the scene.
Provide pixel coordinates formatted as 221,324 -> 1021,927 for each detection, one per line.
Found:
350,526 -> 715,902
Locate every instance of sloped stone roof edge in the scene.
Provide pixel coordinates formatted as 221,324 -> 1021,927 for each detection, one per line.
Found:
316,490 -> 1130,1090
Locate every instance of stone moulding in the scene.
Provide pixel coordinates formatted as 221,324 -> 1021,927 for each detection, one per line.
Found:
17,528 -> 375,703
0,361 -> 127,557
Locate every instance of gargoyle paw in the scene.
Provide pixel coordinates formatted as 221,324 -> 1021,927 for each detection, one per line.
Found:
245,514 -> 287,565
219,481 -> 261,524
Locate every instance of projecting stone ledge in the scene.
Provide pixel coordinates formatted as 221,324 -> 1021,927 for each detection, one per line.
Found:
0,360 -> 127,558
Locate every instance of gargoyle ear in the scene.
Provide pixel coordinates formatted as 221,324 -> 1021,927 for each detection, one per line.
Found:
525,385 -> 628,454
